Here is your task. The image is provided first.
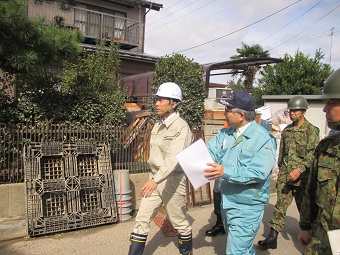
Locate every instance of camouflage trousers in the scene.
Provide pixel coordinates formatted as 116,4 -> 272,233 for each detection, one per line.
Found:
303,226 -> 332,255
268,181 -> 305,232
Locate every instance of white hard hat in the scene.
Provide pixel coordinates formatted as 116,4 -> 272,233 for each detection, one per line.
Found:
154,82 -> 182,102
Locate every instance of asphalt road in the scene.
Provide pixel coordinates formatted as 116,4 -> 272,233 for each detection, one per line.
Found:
0,193 -> 303,255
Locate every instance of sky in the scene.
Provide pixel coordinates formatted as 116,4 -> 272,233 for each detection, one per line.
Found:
143,0 -> 340,84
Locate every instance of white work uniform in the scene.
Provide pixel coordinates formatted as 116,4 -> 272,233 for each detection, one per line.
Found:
133,113 -> 193,236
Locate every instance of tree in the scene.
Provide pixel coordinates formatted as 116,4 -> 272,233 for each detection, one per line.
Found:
230,42 -> 270,94
1,40 -> 127,126
256,49 -> 333,105
228,79 -> 245,91
0,0 -> 83,75
151,54 -> 205,130
0,0 -> 84,124
58,40 -> 128,125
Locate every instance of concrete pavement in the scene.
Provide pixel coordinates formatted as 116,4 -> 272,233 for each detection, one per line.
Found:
0,216 -> 26,242
0,193 -> 303,255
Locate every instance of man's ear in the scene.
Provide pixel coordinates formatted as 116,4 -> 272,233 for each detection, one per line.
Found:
172,101 -> 177,109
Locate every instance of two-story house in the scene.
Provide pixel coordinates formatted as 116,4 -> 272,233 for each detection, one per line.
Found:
28,0 -> 163,76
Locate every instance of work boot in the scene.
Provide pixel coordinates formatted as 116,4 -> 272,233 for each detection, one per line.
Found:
205,223 -> 225,236
178,233 -> 192,255
257,228 -> 278,250
205,216 -> 225,237
128,232 -> 147,255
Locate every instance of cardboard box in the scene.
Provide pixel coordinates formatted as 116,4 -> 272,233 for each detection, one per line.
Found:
204,110 -> 225,120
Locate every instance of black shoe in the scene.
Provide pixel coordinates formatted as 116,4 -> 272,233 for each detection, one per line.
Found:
257,228 -> 278,250
205,224 -> 226,237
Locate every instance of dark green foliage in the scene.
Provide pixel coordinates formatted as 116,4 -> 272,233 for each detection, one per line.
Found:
151,54 -> 205,130
252,86 -> 265,108
61,41 -> 121,96
0,39 -> 127,126
230,42 -> 271,94
0,0 -> 83,74
228,79 -> 245,91
0,0 -> 86,124
256,50 -> 333,106
59,41 -> 128,126
230,43 -> 270,59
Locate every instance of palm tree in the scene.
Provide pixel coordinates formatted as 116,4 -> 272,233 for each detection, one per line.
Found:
230,43 -> 270,94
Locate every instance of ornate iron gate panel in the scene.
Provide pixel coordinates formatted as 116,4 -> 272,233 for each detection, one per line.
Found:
24,142 -> 118,237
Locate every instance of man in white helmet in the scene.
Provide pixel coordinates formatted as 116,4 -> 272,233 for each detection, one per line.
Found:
128,82 -> 193,255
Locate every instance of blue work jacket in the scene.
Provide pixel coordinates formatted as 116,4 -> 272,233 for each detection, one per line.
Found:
207,121 -> 277,210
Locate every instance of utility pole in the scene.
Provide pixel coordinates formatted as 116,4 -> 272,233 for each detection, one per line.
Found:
330,27 -> 334,64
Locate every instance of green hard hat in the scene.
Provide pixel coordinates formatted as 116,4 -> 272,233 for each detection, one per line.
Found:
320,69 -> 340,99
287,95 -> 309,110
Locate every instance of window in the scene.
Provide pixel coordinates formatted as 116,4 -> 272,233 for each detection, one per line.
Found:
74,3 -> 127,40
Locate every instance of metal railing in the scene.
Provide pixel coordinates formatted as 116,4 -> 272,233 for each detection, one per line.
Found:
75,7 -> 139,45
0,123 -> 151,183
27,2 -> 140,45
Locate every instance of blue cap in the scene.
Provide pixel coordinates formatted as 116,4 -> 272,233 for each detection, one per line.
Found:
219,90 -> 255,111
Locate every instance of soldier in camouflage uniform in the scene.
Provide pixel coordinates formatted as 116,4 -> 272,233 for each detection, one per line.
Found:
298,69 -> 340,255
258,96 -> 320,250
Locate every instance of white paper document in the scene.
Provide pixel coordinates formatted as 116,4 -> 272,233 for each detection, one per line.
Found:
328,229 -> 340,255
176,138 -> 214,190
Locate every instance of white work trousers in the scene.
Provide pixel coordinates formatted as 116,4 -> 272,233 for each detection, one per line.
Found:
133,177 -> 191,236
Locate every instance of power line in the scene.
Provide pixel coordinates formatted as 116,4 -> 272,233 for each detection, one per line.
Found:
147,0 -> 218,31
146,0 -> 253,40
147,0 -> 206,27
330,27 -> 334,64
267,3 -> 340,51
257,0 -> 324,44
263,26 -> 340,56
175,0 -> 302,54
271,27 -> 339,49
146,0 -> 184,20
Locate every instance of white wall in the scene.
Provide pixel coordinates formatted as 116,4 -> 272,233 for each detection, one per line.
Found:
263,95 -> 329,138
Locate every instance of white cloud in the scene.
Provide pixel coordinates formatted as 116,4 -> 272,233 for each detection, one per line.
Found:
145,0 -> 340,72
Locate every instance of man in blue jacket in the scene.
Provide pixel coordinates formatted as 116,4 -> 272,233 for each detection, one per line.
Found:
204,90 -> 277,255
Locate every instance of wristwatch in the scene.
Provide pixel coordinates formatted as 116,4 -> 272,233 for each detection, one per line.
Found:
152,177 -> 158,184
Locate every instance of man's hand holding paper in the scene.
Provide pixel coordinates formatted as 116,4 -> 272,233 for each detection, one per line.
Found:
204,162 -> 224,180
176,139 -> 218,190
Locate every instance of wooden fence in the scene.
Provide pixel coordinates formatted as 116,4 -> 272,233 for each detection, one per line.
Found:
0,123 -> 206,183
0,122 -> 152,183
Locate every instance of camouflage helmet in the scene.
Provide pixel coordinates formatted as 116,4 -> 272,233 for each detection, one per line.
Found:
320,69 -> 340,99
287,95 -> 309,110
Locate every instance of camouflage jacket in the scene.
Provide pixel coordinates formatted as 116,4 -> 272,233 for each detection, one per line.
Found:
299,133 -> 340,232
278,119 -> 320,186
